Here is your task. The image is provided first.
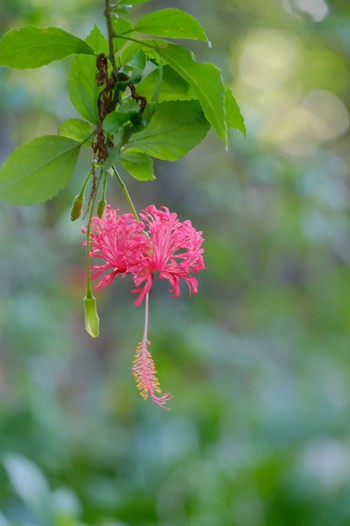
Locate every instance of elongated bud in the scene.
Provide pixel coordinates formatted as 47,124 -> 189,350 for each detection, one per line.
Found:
70,195 -> 84,221
97,198 -> 106,219
84,295 -> 100,338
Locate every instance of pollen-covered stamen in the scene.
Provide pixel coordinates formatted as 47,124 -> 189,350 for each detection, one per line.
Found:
132,293 -> 173,410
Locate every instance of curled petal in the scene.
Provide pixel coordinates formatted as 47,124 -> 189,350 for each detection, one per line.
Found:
85,205 -> 148,291
84,204 -> 205,305
131,205 -> 205,304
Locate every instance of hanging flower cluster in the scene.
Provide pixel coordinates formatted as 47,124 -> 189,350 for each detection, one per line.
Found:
85,204 -> 205,409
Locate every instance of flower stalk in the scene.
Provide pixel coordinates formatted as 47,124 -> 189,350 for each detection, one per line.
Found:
112,167 -> 140,221
132,293 -> 173,409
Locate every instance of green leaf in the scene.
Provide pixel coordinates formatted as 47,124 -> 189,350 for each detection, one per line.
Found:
112,16 -> 134,52
128,100 -> 209,160
112,16 -> 133,38
102,127 -> 124,169
68,54 -> 100,123
127,50 -> 146,76
103,113 -> 126,134
0,26 -> 94,69
118,0 -> 150,5
120,41 -> 150,67
68,27 -> 108,124
85,24 -> 109,54
103,101 -> 140,133
137,65 -> 198,102
58,119 -> 93,143
135,8 -> 208,42
120,148 -> 154,181
156,43 -> 227,142
225,84 -> 246,135
0,136 -> 81,205
3,454 -> 50,511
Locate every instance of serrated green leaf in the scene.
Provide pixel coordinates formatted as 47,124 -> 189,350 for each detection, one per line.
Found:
68,55 -> 99,124
156,43 -> 227,142
113,20 -> 133,54
58,119 -> 93,143
127,50 -> 146,76
137,65 -> 198,102
103,113 -> 127,134
119,41 -> 145,66
85,24 -> 109,54
135,8 -> 208,42
120,148 -> 154,181
225,84 -> 246,135
103,101 -> 140,133
112,16 -> 134,52
124,40 -> 229,140
0,136 -> 81,205
128,100 -> 209,160
68,27 -> 108,124
0,26 -> 94,69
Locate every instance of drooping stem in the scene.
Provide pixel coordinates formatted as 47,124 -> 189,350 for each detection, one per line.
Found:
101,170 -> 108,200
85,170 -> 103,297
132,292 -> 173,409
104,0 -> 119,79
79,168 -> 93,200
112,166 -> 140,221
143,292 -> 149,342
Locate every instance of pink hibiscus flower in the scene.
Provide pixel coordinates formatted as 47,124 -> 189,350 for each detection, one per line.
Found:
87,204 -> 205,305
84,204 -> 205,410
86,206 -> 148,290
130,205 -> 205,306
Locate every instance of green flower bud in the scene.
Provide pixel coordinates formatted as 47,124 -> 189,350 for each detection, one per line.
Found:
84,295 -> 100,338
70,195 -> 84,221
97,199 -> 106,219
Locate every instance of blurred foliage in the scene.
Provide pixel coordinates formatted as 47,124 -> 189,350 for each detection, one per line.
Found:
1,0 -> 350,524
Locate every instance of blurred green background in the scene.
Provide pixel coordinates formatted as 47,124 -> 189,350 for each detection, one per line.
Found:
1,0 -> 350,524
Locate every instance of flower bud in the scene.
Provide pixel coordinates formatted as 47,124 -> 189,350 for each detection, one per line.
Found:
70,195 -> 84,221
97,198 -> 106,219
83,295 -> 100,338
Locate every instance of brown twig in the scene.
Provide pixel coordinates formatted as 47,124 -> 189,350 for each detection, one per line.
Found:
104,0 -> 119,79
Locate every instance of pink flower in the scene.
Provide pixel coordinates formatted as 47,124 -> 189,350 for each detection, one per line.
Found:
87,205 -> 205,305
86,206 -> 148,290
130,205 -> 205,306
85,204 -> 205,410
